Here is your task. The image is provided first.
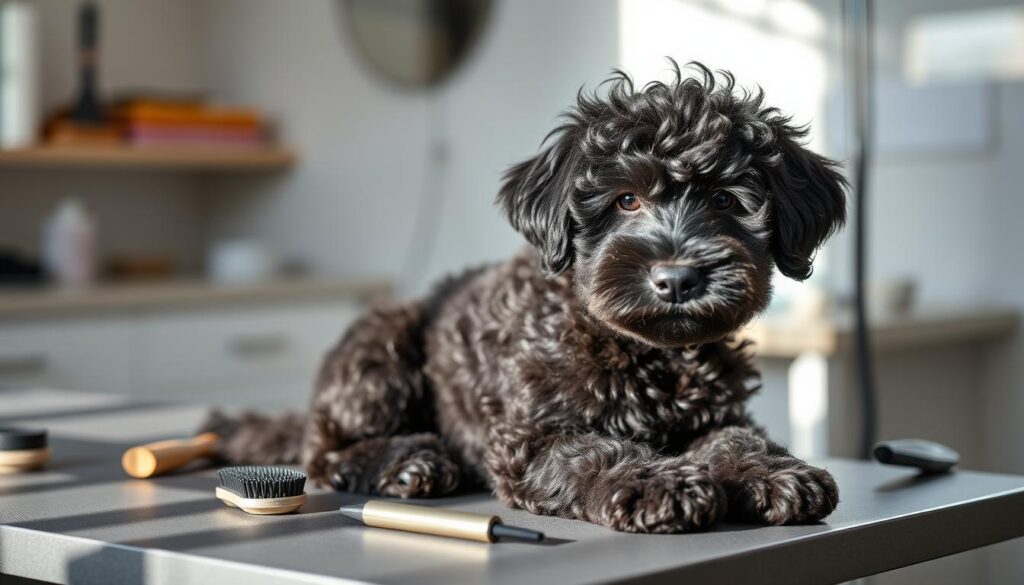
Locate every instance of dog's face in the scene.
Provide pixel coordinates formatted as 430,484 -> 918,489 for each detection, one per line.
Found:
498,64 -> 846,348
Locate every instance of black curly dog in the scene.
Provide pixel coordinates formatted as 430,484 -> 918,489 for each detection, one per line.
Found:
205,63 -> 846,533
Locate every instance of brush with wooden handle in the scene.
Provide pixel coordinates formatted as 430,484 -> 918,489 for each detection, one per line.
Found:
121,432 -> 220,478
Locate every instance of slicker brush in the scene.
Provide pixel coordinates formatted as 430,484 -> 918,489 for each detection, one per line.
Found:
215,466 -> 308,515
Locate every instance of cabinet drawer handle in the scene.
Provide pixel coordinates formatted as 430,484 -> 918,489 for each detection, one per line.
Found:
0,354 -> 48,375
228,333 -> 288,358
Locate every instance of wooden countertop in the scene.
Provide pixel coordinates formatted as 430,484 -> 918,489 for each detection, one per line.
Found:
744,307 -> 1020,358
0,277 -> 392,321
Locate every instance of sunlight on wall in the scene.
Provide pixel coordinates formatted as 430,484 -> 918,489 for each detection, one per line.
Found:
617,0 -> 834,296
788,351 -> 828,459
617,0 -> 828,150
906,6 -> 1024,84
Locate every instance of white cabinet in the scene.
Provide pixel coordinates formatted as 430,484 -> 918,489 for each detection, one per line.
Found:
135,302 -> 358,405
0,300 -> 361,407
0,318 -> 136,395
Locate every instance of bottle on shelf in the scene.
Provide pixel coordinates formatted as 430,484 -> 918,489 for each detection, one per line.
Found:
42,198 -> 97,288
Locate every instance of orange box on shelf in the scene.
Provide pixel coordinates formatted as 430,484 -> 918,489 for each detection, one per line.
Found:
115,100 -> 264,129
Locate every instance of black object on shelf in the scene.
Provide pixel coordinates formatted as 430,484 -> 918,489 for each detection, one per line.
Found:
0,248 -> 45,285
71,2 -> 104,123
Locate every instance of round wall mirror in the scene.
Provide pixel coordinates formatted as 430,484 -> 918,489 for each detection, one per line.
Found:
338,0 -> 493,88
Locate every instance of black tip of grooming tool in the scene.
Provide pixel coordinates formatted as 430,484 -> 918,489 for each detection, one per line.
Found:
491,523 -> 545,542
0,427 -> 48,451
873,439 -> 959,474
217,466 -> 306,498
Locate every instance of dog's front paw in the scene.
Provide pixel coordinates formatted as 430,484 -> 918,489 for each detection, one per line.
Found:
735,463 -> 839,525
597,466 -> 726,533
376,449 -> 460,499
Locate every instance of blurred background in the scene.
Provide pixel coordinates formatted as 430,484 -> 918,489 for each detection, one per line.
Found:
0,0 -> 1022,582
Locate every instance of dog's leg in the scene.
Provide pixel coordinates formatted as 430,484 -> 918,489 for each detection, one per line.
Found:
301,303 -> 445,490
686,426 -> 839,524
324,433 -> 459,498
486,423 -> 726,533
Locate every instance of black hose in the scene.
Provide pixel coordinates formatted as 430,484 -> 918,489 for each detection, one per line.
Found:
844,0 -> 877,459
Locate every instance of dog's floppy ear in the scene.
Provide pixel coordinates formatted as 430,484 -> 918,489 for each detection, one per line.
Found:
762,123 -> 847,281
497,125 -> 580,276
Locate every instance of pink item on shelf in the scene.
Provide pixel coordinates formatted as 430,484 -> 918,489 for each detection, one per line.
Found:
126,124 -> 266,147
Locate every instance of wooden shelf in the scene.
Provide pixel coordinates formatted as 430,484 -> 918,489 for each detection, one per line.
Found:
0,145 -> 297,171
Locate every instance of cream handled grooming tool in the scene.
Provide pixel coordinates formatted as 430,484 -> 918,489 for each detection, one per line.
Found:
121,432 -> 220,479
0,427 -> 50,474
339,500 -> 544,543
215,466 -> 307,515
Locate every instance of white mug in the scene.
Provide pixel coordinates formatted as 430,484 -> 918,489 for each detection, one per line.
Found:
208,240 -> 276,284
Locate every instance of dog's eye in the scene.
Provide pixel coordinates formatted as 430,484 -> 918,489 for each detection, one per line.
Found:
711,192 -> 734,211
617,193 -> 641,212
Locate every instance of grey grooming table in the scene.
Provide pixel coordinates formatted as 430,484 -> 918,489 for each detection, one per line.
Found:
2,388 -> 1024,585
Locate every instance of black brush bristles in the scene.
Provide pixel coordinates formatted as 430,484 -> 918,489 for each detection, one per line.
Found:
218,466 -> 306,499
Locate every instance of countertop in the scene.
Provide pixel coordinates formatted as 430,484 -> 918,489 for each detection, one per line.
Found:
2,388 -> 1024,585
743,306 -> 1018,358
0,278 -> 392,321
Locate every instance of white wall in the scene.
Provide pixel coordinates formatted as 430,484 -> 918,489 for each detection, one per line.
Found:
199,0 -> 432,287
816,0 -> 1024,311
201,0 -> 619,294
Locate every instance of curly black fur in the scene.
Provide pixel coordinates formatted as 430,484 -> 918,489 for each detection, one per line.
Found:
204,62 -> 845,533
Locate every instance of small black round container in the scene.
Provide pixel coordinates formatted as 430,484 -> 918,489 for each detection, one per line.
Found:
0,427 -> 50,473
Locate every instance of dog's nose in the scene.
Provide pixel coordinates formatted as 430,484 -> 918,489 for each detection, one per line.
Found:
649,264 -> 702,303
